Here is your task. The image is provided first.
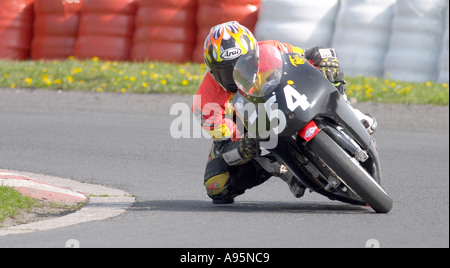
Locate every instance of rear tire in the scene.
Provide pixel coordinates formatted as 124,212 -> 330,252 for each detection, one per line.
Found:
308,131 -> 393,213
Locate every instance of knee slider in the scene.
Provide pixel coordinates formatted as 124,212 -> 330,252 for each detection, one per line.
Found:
204,172 -> 230,198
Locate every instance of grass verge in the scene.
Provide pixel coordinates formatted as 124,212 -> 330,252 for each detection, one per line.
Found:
0,58 -> 448,105
0,185 -> 85,228
0,185 -> 37,222
345,75 -> 449,106
0,58 -> 206,95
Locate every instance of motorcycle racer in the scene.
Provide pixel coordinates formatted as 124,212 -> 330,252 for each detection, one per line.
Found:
192,21 -> 377,204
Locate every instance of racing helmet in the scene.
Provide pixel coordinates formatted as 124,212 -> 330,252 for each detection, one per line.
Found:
204,21 -> 258,93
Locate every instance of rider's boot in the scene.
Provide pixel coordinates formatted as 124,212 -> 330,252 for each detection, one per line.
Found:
276,164 -> 306,198
256,157 -> 306,198
341,91 -> 377,134
348,104 -> 378,135
212,197 -> 235,204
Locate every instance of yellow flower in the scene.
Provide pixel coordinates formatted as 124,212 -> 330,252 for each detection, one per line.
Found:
130,76 -> 136,82
179,69 -> 185,74
67,76 -> 75,83
121,88 -> 126,93
54,79 -> 62,85
160,79 -> 167,85
96,87 -> 103,92
68,55 -> 75,61
41,74 -> 52,85
92,57 -> 99,62
141,70 -> 148,76
149,64 -> 154,69
25,78 -> 32,86
4,73 -> 9,78
425,81 -> 432,87
365,88 -> 373,98
181,80 -> 188,86
72,67 -> 83,75
142,82 -> 148,88
10,83 -> 16,88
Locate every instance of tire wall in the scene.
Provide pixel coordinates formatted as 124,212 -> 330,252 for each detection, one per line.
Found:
254,0 -> 339,49
254,0 -> 449,82
0,0 -> 35,60
74,0 -> 137,61
437,5 -> 449,83
383,0 -> 448,82
192,0 -> 261,63
331,0 -> 396,77
2,0 -> 449,83
131,0 -> 197,63
32,0 -> 82,60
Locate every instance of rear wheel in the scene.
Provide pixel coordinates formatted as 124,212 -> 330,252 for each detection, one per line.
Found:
308,131 -> 393,213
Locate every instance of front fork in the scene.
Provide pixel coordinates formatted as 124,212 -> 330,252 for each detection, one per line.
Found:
298,120 -> 369,163
298,119 -> 382,184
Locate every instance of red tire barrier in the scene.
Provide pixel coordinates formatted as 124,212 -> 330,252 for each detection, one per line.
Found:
193,0 -> 261,63
131,0 -> 197,63
31,0 -> 82,60
74,0 -> 137,61
0,0 -> 34,60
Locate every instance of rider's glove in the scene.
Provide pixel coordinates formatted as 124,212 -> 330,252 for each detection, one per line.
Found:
318,58 -> 344,84
216,137 -> 260,166
305,46 -> 345,87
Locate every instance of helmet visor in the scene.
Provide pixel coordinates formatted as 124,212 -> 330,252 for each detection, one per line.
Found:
234,44 -> 283,97
211,61 -> 239,93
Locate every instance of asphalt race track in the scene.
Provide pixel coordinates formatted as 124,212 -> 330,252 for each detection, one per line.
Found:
0,88 -> 448,248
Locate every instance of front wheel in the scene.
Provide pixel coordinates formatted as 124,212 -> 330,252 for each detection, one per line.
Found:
308,131 -> 393,213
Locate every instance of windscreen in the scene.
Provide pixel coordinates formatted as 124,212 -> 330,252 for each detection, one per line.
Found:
233,44 -> 283,97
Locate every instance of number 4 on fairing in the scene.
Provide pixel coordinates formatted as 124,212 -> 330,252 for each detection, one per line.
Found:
284,84 -> 311,112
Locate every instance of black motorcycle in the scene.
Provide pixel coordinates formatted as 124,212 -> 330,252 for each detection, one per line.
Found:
231,45 -> 393,213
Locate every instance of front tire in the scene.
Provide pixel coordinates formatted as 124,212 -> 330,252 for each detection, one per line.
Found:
308,131 -> 393,213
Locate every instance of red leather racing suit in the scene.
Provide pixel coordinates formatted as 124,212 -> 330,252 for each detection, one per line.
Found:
192,40 -> 306,201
